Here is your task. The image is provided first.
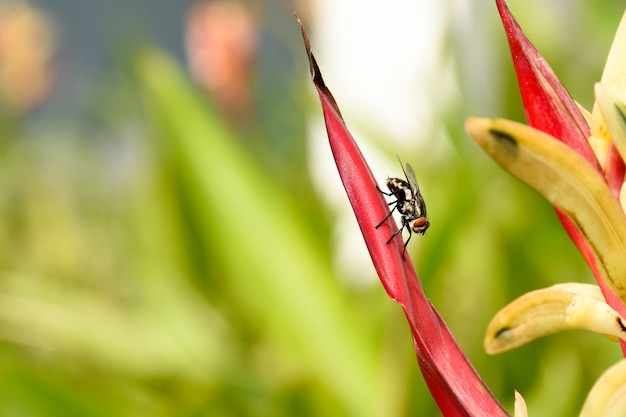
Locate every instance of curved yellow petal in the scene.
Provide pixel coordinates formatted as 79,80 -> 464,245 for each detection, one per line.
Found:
566,294 -> 626,341
590,11 -> 626,154
580,359 -> 626,417
514,391 -> 528,417
578,98 -> 610,169
484,283 -> 603,354
594,83 -> 626,164
598,11 -> 626,108
466,118 -> 626,306
587,134 -> 611,170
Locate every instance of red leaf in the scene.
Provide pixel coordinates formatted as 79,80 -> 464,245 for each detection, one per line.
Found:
298,16 -> 509,416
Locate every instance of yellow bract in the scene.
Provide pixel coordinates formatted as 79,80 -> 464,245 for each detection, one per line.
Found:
594,83 -> 626,175
580,359 -> 626,417
484,283 -> 605,354
514,391 -> 528,417
466,118 -> 626,306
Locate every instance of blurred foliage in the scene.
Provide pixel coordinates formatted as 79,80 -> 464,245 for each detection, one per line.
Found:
0,1 -> 625,416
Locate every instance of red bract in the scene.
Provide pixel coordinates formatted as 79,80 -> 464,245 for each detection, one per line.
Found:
496,0 -> 626,354
495,0 -> 598,167
298,17 -> 509,417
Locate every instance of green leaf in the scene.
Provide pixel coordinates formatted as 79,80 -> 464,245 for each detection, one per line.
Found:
134,47 -> 385,417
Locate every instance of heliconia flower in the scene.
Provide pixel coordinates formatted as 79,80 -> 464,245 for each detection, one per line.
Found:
297,16 -> 510,417
465,0 -> 626,413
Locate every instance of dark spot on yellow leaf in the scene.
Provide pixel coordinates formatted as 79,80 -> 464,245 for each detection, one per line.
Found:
494,326 -> 511,338
488,128 -> 519,155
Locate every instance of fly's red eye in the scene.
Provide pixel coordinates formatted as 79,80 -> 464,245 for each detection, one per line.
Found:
413,218 -> 428,228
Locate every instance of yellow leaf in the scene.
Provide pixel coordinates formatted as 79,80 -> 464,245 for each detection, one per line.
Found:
484,283 -> 603,354
581,359 -> 626,417
466,118 -> 626,307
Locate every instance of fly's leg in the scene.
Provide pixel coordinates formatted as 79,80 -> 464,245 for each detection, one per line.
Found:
385,219 -> 406,244
376,185 -> 411,260
376,185 -> 393,197
384,217 -> 412,260
375,185 -> 398,229
375,205 -> 397,229
401,223 -> 413,260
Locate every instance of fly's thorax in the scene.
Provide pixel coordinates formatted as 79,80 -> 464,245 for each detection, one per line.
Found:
386,177 -> 413,202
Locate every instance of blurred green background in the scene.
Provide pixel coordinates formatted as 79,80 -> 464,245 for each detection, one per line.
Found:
0,0 -> 624,416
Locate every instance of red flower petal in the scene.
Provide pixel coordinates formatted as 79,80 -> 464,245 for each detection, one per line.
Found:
495,0 -> 600,169
298,17 -> 509,416
606,143 -> 626,197
496,0 -> 626,355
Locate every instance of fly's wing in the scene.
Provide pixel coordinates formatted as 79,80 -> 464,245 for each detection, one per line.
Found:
405,162 -> 427,217
404,162 -> 419,195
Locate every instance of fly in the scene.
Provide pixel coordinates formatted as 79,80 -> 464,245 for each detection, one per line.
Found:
375,158 -> 430,259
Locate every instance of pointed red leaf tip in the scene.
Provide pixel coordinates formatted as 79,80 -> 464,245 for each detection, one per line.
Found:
296,13 -> 407,294
495,0 -> 601,171
297,15 -> 509,416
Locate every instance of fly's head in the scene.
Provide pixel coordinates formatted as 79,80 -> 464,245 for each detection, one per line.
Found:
411,217 -> 430,235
